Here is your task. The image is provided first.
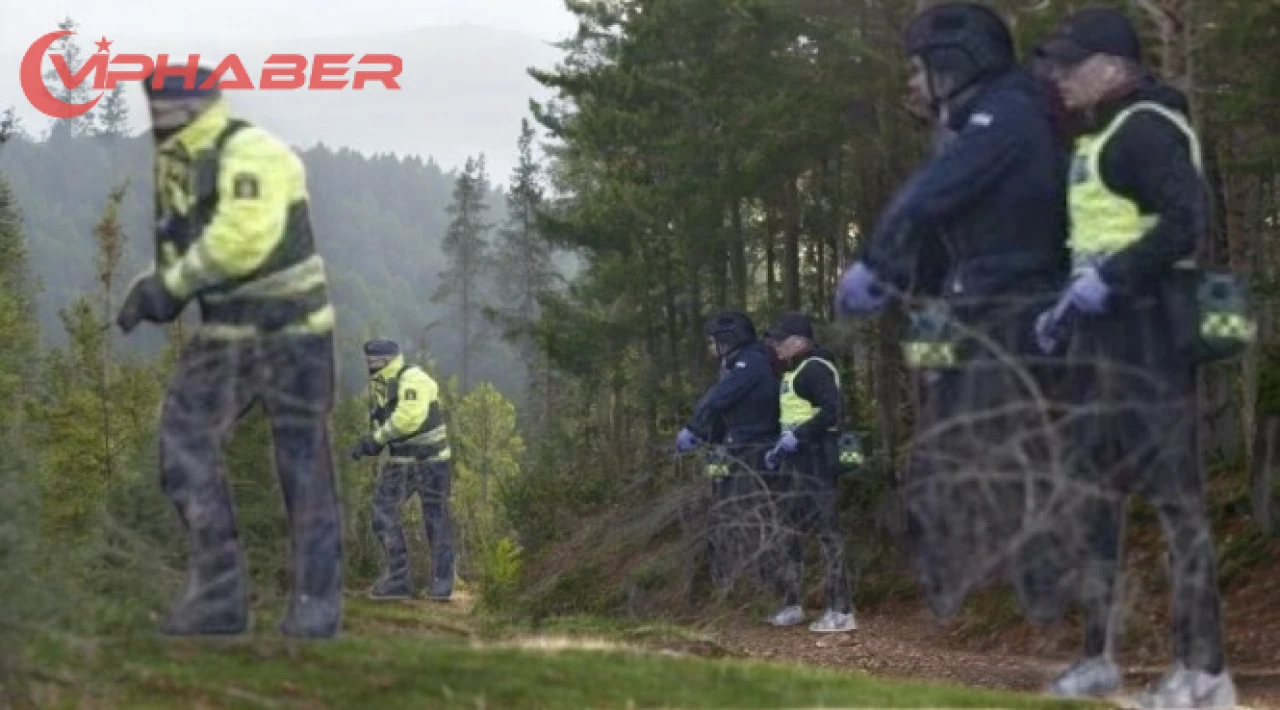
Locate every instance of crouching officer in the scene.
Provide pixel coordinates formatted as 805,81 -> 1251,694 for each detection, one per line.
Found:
676,312 -> 779,590
762,313 -> 856,634
117,66 -> 343,638
1034,9 -> 1236,707
351,339 -> 456,601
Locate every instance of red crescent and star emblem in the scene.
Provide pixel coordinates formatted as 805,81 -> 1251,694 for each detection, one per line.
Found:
20,29 -> 106,119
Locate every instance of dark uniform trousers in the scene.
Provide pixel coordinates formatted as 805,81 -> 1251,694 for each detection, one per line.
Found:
159,332 -> 342,623
371,458 -> 455,586
1060,294 -> 1225,673
767,436 -> 852,613
707,444 -> 773,591
903,292 -> 1068,621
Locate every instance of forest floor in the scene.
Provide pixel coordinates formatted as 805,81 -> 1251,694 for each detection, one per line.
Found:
18,578 -> 1279,709
708,506 -> 1280,710
714,600 -> 1280,710
16,589 -> 1103,710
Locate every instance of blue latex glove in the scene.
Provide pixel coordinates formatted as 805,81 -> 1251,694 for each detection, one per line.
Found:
1066,267 -> 1109,314
1033,308 -> 1059,355
763,448 -> 780,471
836,261 -> 887,315
777,430 -> 799,453
675,428 -> 699,453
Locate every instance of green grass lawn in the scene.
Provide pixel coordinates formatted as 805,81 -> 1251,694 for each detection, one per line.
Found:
18,596 -> 1106,709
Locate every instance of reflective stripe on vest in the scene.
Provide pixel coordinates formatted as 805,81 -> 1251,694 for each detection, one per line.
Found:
1068,101 -> 1202,268
779,357 -> 839,432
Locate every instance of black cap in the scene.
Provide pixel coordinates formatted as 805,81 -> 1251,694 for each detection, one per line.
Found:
363,339 -> 401,357
142,66 -> 222,100
767,313 -> 814,342
1036,8 -> 1142,67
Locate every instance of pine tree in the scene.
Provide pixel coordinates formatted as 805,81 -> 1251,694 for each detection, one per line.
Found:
0,177 -> 38,408
432,155 -> 494,391
43,17 -> 96,139
0,108 -> 19,146
487,120 -> 563,425
96,86 -> 131,138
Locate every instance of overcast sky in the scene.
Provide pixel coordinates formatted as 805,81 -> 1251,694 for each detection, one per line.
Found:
0,0 -> 578,47
1,0 -> 580,178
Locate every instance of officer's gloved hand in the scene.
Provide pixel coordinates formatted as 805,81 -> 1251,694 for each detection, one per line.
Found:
777,430 -> 799,453
116,273 -> 185,334
350,435 -> 383,460
836,261 -> 887,315
1066,267 -> 1109,313
675,428 -> 699,454
763,447 -> 781,471
1033,308 -> 1061,355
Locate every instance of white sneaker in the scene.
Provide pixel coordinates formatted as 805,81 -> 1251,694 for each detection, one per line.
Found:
1047,656 -> 1122,698
768,605 -> 805,627
1135,663 -> 1237,709
808,609 -> 856,633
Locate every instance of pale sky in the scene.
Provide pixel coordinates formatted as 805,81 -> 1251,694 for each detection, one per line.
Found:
0,0 -> 580,179
0,0 -> 578,46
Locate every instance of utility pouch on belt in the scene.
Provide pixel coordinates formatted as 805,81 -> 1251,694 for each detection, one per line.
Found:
836,431 -> 865,474
902,301 -> 960,370
1165,267 -> 1256,365
704,445 -> 730,478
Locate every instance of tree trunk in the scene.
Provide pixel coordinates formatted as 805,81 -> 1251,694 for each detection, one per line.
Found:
729,198 -> 748,309
1250,415 -> 1277,534
765,195 -> 779,311
783,177 -> 802,311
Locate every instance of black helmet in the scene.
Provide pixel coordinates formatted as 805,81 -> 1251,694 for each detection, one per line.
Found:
904,3 -> 1015,102
704,311 -> 757,358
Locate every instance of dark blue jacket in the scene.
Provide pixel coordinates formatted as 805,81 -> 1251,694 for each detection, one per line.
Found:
862,68 -> 1070,300
686,341 -> 779,447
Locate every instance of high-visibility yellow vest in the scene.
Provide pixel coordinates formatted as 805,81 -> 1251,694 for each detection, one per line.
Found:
1067,101 -> 1201,269
154,98 -> 333,339
371,355 -> 451,463
779,357 -> 840,433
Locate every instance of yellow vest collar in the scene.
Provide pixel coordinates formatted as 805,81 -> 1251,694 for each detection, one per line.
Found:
373,354 -> 406,383
159,98 -> 231,154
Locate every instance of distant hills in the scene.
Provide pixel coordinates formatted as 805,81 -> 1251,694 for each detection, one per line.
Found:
0,23 -> 569,182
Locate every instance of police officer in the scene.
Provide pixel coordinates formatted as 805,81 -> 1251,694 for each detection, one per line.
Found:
1034,9 -> 1236,707
835,3 -> 1071,621
117,66 -> 342,638
762,313 -> 855,633
351,339 -> 456,602
677,312 -> 779,590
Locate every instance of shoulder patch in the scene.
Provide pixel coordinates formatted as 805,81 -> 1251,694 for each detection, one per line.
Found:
403,388 -> 417,400
734,361 -> 747,369
232,173 -> 260,198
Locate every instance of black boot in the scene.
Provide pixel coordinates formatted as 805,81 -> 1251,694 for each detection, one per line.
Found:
428,576 -> 453,602
161,537 -> 250,637
280,593 -> 341,639
368,572 -> 412,600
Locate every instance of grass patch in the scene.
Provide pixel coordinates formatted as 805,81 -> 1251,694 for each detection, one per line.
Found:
16,596 -> 1105,709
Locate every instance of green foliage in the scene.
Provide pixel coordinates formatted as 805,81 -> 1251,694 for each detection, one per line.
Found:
434,155 -> 497,391
449,381 -> 526,605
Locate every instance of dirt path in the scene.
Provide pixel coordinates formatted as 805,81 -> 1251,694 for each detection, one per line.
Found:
715,607 -> 1280,709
